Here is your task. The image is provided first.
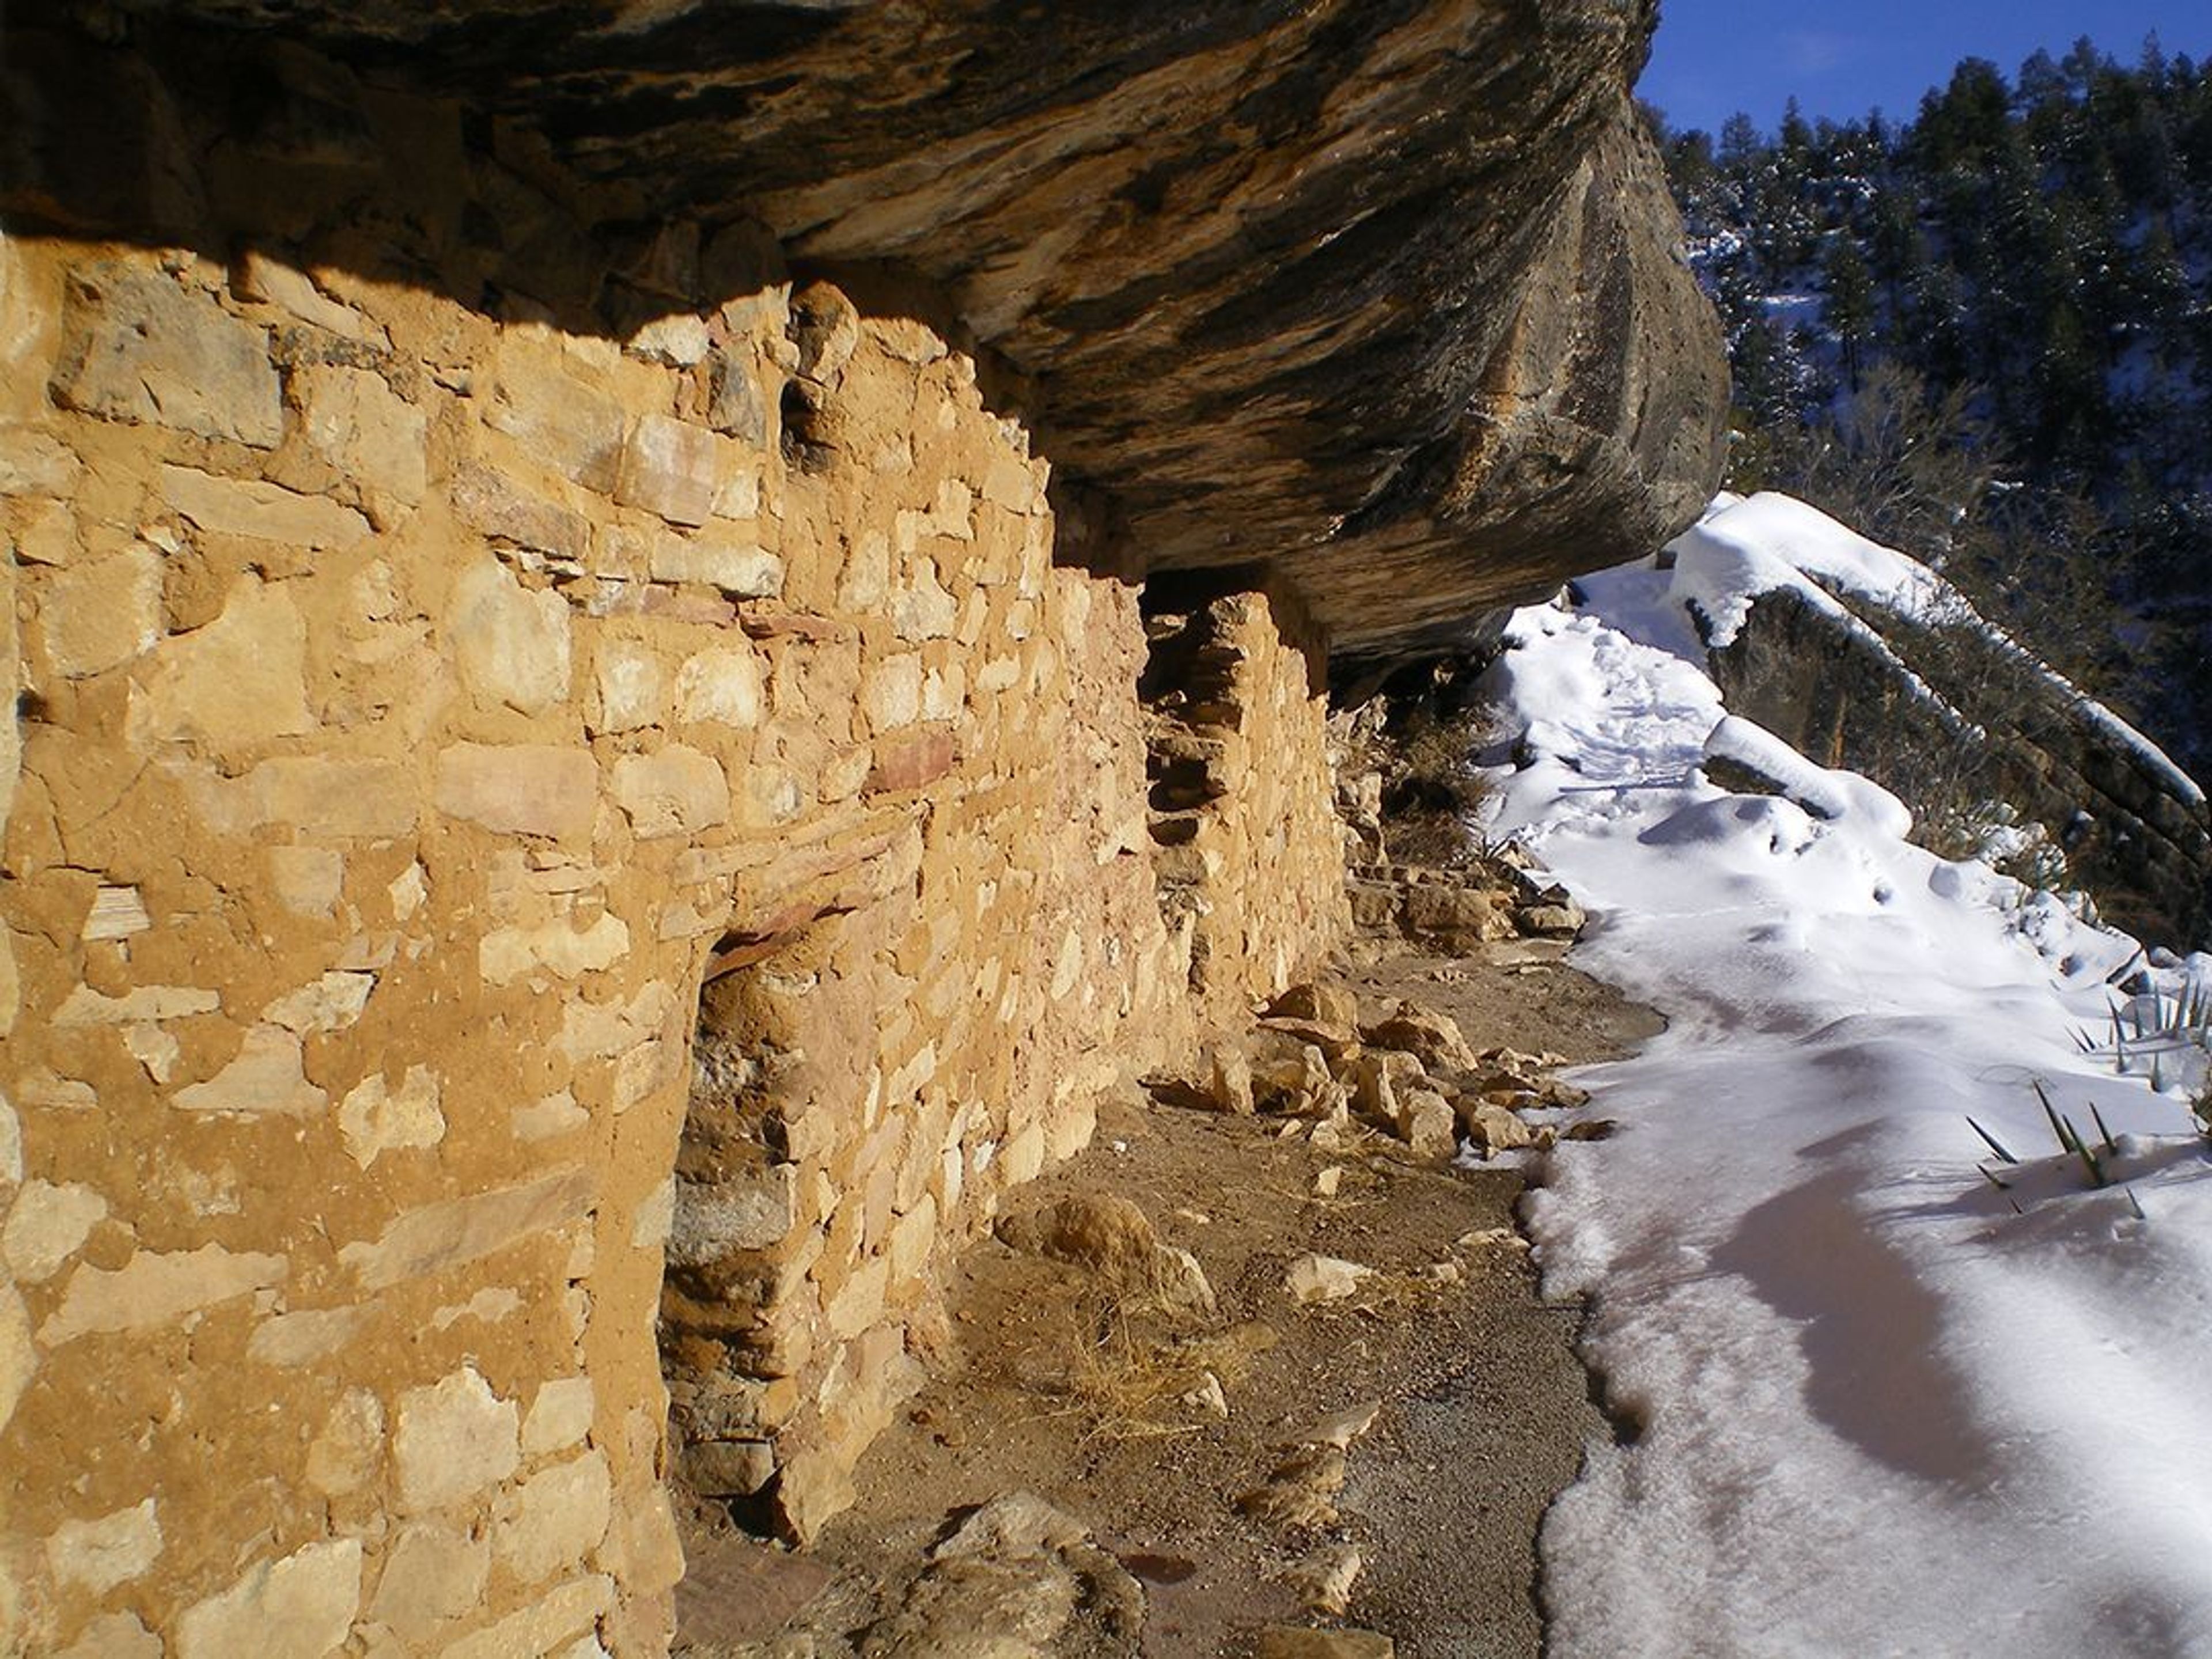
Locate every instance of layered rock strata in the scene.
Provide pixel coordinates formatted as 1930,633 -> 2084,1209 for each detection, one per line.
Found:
2,0 -> 1726,647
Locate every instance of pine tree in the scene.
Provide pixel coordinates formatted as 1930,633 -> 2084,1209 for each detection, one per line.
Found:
1823,237 -> 1876,390
1654,39 -> 2212,781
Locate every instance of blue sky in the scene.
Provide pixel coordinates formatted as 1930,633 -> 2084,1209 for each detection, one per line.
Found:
1643,1 -> 2210,136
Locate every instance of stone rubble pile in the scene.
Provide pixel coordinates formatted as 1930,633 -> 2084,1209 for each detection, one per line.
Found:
1344,847 -> 1589,958
1151,978 -> 1593,1167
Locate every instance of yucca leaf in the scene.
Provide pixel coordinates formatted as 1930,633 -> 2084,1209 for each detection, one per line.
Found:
2063,1116 -> 2105,1187
1967,1116 -> 2018,1165
2033,1082 -> 2070,1150
2089,1102 -> 2119,1156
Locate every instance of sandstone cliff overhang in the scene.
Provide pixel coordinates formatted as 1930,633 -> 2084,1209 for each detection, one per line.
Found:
2,0 -> 1728,653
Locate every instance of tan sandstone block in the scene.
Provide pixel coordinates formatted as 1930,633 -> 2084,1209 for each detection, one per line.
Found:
268,846 -> 344,916
234,252 -> 387,343
82,885 -> 150,941
714,461 -> 762,520
615,412 -> 718,525
628,1177 -> 674,1251
45,1499 -> 160,1596
862,655 -> 922,733
394,1365 -> 520,1514
487,350 -> 626,494
128,573 -> 312,749
435,744 -> 598,841
175,1539 -> 362,1659
450,556 -> 572,716
611,1038 -> 674,1111
514,1092 -> 588,1144
170,1025 -> 326,1118
389,862 -> 427,921
555,980 -> 674,1062
0,412 -> 77,495
891,565 -> 957,641
3,1179 -> 107,1282
56,1612 -> 162,1659
0,1284 -> 28,1434
628,314 -> 712,368
247,1306 -> 369,1369
366,1521 -> 490,1643
297,364 -> 426,503
336,1066 -> 445,1168
1001,1122 -> 1047,1188
452,463 -> 592,565
263,971 -> 374,1035
921,661 -> 964,721
306,1388 -> 383,1495
41,547 -> 160,678
601,1482 -> 685,1599
522,1377 -> 595,1456
674,645 -> 764,727
480,912 -> 631,985
441,1574 -> 612,1659
9,499 -> 79,567
339,1166 -> 595,1290
39,1243 -> 285,1344
160,465 -> 369,548
643,527 -> 783,597
825,1254 -> 888,1340
887,1193 -> 938,1285
588,641 -> 662,734
248,757 -> 418,839
839,528 -> 891,610
981,453 -> 1039,510
612,748 -> 728,839
51,263 -> 282,447
493,1449 -> 612,1585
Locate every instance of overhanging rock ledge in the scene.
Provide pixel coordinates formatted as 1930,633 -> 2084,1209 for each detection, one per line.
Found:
0,2 -> 1728,1652
5,0 -> 1727,649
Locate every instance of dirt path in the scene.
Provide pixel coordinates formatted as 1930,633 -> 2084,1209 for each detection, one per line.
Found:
673,934 -> 1661,1658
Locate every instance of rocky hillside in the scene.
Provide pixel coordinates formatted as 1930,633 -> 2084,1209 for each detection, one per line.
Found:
1647,493 -> 2209,946
1652,43 -> 2212,783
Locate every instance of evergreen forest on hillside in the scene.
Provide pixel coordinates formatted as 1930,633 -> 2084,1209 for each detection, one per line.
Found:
1647,35 -> 2212,783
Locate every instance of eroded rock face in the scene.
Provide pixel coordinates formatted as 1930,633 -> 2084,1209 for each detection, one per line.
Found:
3,0 -> 1726,650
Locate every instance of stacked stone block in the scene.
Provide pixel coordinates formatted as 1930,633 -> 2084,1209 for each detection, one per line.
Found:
1146,586 -> 1352,1024
0,63 -> 1344,1659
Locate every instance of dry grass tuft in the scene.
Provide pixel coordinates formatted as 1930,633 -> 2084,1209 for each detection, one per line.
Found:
1376,711 -> 1494,869
1045,1296 -> 1272,1444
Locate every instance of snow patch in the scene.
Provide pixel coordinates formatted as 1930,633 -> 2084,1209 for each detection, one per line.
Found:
1479,499 -> 2212,1658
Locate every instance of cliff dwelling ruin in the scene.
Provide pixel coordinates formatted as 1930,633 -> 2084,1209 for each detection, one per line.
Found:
0,3 -> 1726,1652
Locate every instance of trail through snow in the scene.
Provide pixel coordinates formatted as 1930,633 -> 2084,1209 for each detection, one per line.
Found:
1482,496 -> 2212,1659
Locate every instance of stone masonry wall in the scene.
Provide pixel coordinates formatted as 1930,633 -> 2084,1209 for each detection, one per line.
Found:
0,209 -> 1270,1652
1145,585 -> 1350,1025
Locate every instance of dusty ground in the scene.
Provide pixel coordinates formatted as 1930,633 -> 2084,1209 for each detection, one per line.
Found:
672,937 -> 1662,1658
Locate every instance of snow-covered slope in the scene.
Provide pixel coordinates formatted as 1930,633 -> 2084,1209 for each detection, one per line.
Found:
1624,493 -> 2211,946
1480,500 -> 2212,1658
